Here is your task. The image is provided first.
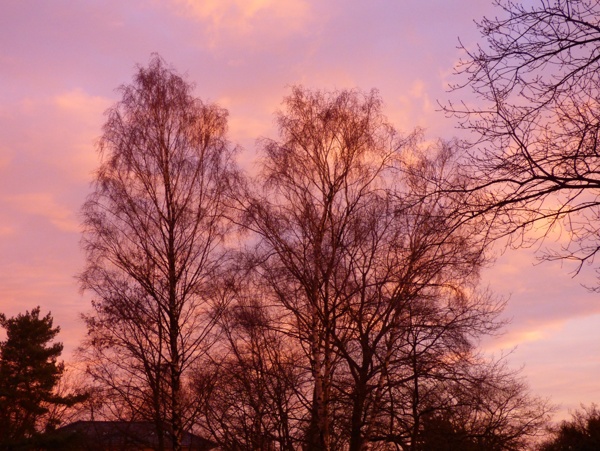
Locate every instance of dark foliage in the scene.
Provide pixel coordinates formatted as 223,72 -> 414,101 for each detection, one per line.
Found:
539,405 -> 600,451
0,308 -> 84,449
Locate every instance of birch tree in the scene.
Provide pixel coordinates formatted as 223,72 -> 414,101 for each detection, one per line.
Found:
242,87 -> 548,450
79,55 -> 236,451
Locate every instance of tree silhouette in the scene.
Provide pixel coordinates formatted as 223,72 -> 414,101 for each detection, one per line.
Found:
0,307 -> 82,448
77,57 -> 552,449
448,0 -> 600,283
79,54 -> 237,451
540,405 -> 600,451
237,87 -> 549,450
194,287 -> 304,451
242,87 -> 415,450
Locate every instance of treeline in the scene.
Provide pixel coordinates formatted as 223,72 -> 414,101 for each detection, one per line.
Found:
73,55 -> 548,451
1,53 -> 553,448
5,0 -> 600,448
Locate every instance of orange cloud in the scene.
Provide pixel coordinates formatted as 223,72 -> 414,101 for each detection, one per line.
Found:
165,0 -> 311,47
0,226 -> 16,237
4,193 -> 80,233
54,88 -> 110,116
487,322 -> 562,352
10,89 -> 110,182
173,0 -> 308,25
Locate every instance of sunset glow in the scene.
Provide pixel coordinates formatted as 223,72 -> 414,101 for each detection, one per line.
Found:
2,0 -> 599,424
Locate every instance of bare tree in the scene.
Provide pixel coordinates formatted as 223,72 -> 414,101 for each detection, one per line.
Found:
194,280 -> 306,451
240,87 -> 545,450
413,363 -> 550,451
447,0 -> 600,281
332,144 -> 504,451
79,55 -> 236,451
242,87 -> 413,450
447,359 -> 551,451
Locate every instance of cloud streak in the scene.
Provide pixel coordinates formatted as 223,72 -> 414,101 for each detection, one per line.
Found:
1,0 -> 598,421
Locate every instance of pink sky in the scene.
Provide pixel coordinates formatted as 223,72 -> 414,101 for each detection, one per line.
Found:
2,0 -> 599,420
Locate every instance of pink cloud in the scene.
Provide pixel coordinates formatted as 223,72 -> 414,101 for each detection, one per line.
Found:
168,0 -> 311,38
1,0 -> 599,422
53,88 -> 111,116
4,193 -> 80,233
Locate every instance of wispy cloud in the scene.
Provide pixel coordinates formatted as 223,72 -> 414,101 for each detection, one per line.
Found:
53,88 -> 111,116
171,0 -> 309,28
0,226 -> 16,237
164,0 -> 311,48
4,193 -> 80,233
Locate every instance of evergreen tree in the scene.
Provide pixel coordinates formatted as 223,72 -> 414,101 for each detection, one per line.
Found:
540,405 -> 600,451
0,307 -> 74,447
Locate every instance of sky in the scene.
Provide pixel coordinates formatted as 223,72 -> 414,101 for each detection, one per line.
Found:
1,0 -> 599,421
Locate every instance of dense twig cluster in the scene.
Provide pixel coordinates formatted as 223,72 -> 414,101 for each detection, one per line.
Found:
77,56 -> 550,451
447,0 -> 600,283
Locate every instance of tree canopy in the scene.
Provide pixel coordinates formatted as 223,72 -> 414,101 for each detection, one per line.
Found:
75,56 -> 553,451
448,0 -> 600,283
200,86 -> 551,450
79,54 -> 237,451
0,307 -> 82,448
539,405 -> 600,451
